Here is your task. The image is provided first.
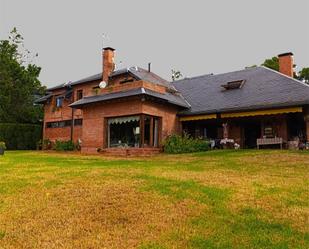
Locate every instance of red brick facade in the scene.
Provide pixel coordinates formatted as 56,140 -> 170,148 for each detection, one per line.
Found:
43,63 -> 180,153
41,49 -> 309,153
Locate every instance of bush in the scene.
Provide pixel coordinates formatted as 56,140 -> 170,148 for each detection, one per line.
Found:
163,133 -> 210,154
54,140 -> 76,151
0,142 -> 6,150
0,123 -> 42,150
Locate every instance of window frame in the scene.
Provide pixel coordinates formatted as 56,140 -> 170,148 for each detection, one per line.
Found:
76,89 -> 83,100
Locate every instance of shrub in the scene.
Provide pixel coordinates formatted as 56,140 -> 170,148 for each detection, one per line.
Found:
0,123 -> 42,150
163,133 -> 210,154
54,140 -> 76,151
0,142 -> 6,150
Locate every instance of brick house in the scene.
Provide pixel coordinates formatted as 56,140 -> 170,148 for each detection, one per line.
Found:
37,49 -> 309,153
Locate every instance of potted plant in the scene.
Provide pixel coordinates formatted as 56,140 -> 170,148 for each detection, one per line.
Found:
0,142 -> 6,155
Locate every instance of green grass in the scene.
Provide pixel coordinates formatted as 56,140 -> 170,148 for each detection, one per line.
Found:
0,150 -> 308,248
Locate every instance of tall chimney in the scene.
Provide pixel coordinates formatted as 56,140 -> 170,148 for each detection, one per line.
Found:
102,47 -> 115,83
278,52 -> 294,77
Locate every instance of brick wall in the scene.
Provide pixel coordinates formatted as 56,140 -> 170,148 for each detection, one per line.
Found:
43,70 -> 176,151
43,79 -> 102,142
80,97 -> 179,153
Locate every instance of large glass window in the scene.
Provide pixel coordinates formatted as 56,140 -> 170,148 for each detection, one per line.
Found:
108,116 -> 140,148
107,115 -> 160,148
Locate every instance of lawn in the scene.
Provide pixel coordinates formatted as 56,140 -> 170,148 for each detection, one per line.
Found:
0,150 -> 308,249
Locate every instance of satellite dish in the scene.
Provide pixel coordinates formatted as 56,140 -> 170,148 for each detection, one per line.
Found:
99,81 -> 107,89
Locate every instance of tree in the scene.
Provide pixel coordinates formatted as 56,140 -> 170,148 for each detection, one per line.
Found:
261,57 -> 279,71
297,67 -> 309,83
171,69 -> 183,81
260,56 -> 308,83
0,28 -> 45,124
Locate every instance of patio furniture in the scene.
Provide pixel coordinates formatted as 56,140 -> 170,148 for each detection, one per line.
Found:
257,137 -> 283,149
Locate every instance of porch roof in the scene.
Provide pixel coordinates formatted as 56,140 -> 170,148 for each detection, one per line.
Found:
69,87 -> 190,109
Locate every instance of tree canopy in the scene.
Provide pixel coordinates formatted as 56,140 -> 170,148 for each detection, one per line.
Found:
260,56 -> 308,83
261,57 -> 279,71
0,28 -> 45,124
298,67 -> 309,83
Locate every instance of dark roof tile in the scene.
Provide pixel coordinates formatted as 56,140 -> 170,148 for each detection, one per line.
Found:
172,66 -> 309,115
69,87 -> 189,108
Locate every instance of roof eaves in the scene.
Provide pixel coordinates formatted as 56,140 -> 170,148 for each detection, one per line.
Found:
178,101 -> 309,116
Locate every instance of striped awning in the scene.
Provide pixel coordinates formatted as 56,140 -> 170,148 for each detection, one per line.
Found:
180,114 -> 217,122
108,115 -> 140,125
221,107 -> 303,118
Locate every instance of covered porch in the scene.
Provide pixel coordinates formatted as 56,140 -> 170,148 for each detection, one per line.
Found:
181,107 -> 308,149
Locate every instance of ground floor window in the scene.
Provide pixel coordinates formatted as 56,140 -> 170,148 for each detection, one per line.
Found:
46,119 -> 83,128
107,115 -> 160,148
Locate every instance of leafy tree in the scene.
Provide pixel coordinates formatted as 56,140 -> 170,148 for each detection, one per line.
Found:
261,57 -> 279,71
0,28 -> 45,124
260,56 -> 308,83
171,69 -> 183,81
297,67 -> 309,83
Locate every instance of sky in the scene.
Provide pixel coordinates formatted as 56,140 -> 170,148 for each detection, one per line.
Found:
1,0 -> 308,87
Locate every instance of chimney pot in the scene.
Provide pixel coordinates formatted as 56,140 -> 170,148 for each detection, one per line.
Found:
278,52 -> 294,77
148,63 -> 151,72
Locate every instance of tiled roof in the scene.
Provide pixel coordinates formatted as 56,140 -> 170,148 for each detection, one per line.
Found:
172,66 -> 309,115
47,67 -> 172,91
69,87 -> 189,108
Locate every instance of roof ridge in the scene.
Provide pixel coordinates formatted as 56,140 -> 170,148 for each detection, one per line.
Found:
172,67 -> 260,84
260,66 -> 309,88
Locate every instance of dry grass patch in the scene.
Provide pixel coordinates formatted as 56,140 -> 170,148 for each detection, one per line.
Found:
0,178 -> 203,249
0,150 -> 308,248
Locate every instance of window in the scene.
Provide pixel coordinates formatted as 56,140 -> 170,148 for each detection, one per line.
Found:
107,115 -> 160,148
55,96 -> 64,108
74,119 -> 83,126
221,80 -> 245,90
76,90 -> 83,100
46,119 -> 74,128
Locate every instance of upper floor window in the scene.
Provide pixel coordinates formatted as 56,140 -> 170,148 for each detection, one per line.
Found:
76,90 -> 83,100
55,96 -> 64,108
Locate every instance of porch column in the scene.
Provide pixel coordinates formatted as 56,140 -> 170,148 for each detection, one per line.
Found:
222,123 -> 229,139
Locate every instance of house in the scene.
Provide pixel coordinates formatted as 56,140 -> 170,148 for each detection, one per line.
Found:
37,48 -> 309,153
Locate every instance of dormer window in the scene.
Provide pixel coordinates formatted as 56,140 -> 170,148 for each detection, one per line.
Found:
221,80 -> 245,90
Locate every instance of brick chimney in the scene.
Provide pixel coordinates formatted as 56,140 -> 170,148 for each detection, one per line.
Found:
102,47 -> 115,83
278,52 -> 294,77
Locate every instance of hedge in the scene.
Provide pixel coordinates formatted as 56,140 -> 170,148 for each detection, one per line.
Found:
0,123 -> 42,150
163,133 -> 210,154
54,140 -> 76,151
